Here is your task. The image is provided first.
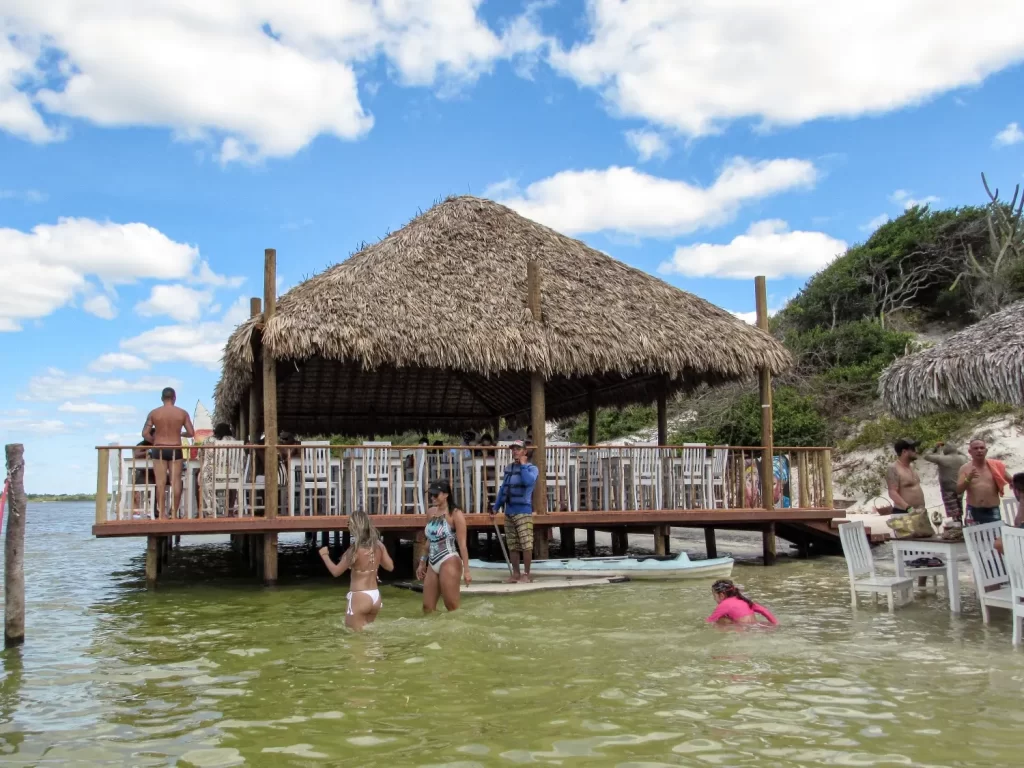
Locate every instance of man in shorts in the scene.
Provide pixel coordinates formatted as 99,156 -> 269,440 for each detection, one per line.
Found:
142,387 -> 195,519
493,440 -> 539,583
886,439 -> 925,515
922,442 -> 967,522
956,437 -> 1010,525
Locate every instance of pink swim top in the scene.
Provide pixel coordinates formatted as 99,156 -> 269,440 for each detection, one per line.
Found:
706,596 -> 778,625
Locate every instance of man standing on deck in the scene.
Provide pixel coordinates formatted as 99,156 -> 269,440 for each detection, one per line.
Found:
142,387 -> 195,520
922,442 -> 968,523
956,437 -> 1010,525
493,439 -> 539,583
886,439 -> 925,515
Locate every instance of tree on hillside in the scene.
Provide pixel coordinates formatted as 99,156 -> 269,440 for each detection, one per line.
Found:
951,173 -> 1024,318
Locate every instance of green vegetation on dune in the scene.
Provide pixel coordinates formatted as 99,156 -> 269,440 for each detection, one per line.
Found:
564,181 -> 1024,451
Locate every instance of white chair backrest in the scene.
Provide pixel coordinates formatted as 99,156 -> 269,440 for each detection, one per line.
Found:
545,442 -> 570,477
681,444 -> 706,477
839,520 -> 874,579
632,444 -> 658,477
1001,527 -> 1024,599
711,447 -> 729,477
301,441 -> 331,480
212,440 -> 244,479
1003,498 -> 1020,526
964,521 -> 1009,589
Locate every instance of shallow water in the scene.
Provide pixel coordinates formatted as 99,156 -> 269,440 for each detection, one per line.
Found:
2,503 -> 1024,767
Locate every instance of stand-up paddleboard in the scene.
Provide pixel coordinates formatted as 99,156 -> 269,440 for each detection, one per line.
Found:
468,550 -> 733,582
392,576 -> 629,595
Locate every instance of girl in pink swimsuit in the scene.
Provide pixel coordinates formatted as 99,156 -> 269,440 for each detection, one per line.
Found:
706,580 -> 778,626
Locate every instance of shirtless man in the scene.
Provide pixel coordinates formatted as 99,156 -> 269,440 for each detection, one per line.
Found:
142,387 -> 195,519
956,437 -> 1010,525
886,439 -> 925,514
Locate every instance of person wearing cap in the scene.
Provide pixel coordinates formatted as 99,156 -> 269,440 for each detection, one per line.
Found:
416,479 -> 471,612
886,439 -> 924,516
956,437 -> 1011,525
493,439 -> 539,583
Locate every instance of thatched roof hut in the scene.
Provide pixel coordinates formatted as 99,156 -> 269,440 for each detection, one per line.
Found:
214,196 -> 791,435
879,299 -> 1024,417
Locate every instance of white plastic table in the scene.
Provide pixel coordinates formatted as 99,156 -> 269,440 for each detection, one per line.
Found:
891,537 -> 970,613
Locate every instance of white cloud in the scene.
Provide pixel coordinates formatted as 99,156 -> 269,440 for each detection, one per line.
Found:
88,353 -> 149,372
624,129 -> 669,162
995,122 -> 1024,146
135,284 -> 214,323
730,307 -> 782,325
83,294 -> 117,320
3,1 -> 546,161
0,416 -> 69,436
58,401 -> 135,415
20,368 -> 174,401
494,157 -> 817,236
0,217 -> 238,330
0,188 -> 47,203
660,219 -> 848,279
121,297 -> 250,370
890,189 -> 940,210
861,213 -> 891,233
550,2 -> 1024,136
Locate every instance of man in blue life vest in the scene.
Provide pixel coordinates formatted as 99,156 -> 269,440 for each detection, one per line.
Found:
493,439 -> 539,583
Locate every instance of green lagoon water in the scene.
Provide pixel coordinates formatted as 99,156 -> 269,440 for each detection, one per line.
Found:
2,502 -> 1024,767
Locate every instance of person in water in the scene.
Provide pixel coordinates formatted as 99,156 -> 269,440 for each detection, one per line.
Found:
416,479 -> 471,613
319,510 -> 394,631
706,580 -> 778,626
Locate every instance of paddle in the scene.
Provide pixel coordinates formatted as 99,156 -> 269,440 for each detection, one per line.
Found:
491,514 -> 514,578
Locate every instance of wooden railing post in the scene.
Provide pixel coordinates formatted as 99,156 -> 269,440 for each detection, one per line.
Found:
95,448 -> 110,525
262,249 -> 279,585
822,448 -> 834,510
5,443 -> 27,647
755,277 -> 774,513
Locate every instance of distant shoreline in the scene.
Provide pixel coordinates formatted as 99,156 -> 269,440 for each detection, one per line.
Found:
27,494 -> 95,502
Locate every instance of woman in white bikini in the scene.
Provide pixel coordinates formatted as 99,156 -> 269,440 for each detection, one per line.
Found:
319,510 -> 394,630
415,479 -> 471,613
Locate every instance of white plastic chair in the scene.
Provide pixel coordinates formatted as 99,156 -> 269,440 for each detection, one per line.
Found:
546,442 -> 575,511
1003,498 -> 1020,526
200,440 -> 244,518
964,521 -> 1012,622
399,447 -> 427,514
358,441 -> 392,514
628,445 -> 661,511
709,447 -> 729,509
896,544 -> 948,593
119,453 -> 158,519
297,441 -> 334,516
839,520 -> 914,611
678,444 -> 708,508
999,527 -> 1024,646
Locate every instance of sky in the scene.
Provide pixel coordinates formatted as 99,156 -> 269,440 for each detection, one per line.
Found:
2,0 -> 1024,493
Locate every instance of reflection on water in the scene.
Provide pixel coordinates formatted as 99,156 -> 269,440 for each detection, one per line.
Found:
2,503 -> 1024,766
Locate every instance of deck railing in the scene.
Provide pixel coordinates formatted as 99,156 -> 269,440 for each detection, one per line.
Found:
94,443 -> 834,523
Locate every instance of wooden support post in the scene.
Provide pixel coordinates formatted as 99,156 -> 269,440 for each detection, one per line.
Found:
657,378 -> 670,510
654,524 -> 667,556
248,298 -> 262,445
527,260 -> 549,559
612,529 -> 628,556
560,526 -> 575,556
5,444 -> 26,647
755,276 -> 774,512
704,527 -> 718,559
95,446 -> 109,526
262,249 -> 279,585
587,390 -> 598,446
822,449 -> 834,509
342,531 -> 351,550
263,533 -> 278,586
146,536 -> 158,587
762,522 -> 777,566
796,532 -> 810,559
321,531 -> 329,548
663,525 -> 671,555
586,528 -> 596,556
333,530 -> 341,548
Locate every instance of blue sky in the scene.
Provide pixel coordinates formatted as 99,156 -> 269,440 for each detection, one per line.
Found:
2,1 -> 1024,493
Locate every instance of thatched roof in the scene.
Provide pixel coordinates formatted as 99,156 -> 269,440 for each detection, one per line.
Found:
879,299 -> 1024,417
214,195 -> 791,434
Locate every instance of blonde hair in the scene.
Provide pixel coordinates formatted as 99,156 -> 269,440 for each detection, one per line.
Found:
348,510 -> 379,552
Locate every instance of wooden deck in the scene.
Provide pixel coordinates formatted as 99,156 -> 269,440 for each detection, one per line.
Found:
92,507 -> 839,537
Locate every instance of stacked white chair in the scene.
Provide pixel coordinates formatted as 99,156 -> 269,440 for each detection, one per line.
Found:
999,527 -> 1024,646
964,521 -> 1012,622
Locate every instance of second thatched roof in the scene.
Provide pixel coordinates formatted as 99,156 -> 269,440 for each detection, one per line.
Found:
879,299 -> 1024,417
214,195 -> 791,433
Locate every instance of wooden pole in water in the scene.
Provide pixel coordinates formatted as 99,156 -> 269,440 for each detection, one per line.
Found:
262,249 -> 279,586
5,444 -> 27,647
95,446 -> 109,527
755,276 -> 776,565
527,260 -> 549,559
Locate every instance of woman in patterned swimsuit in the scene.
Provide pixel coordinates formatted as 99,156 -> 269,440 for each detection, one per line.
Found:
416,479 -> 471,613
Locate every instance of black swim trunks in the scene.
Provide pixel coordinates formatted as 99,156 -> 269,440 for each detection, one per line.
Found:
148,448 -> 183,461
